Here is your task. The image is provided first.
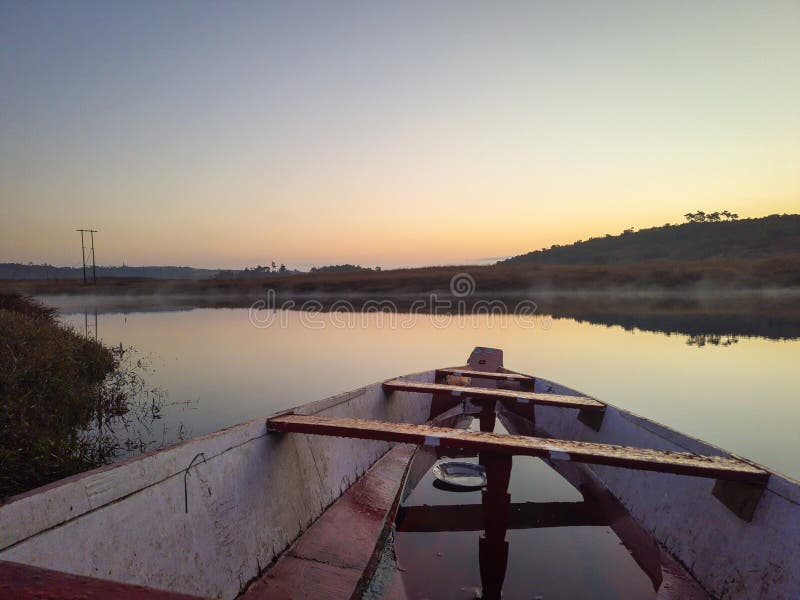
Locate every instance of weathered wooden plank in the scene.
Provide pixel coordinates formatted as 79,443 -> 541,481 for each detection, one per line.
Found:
267,415 -> 770,484
383,379 -> 604,411
437,368 -> 534,382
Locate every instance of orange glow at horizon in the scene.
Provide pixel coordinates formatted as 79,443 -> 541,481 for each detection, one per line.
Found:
1,2 -> 799,269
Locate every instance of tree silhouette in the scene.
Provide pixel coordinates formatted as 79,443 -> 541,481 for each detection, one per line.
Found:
685,210 -> 739,223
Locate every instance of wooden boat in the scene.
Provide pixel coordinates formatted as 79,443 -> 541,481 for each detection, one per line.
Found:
1,347 -> 797,599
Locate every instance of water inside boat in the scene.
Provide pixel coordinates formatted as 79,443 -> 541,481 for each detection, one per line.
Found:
373,413 -> 705,600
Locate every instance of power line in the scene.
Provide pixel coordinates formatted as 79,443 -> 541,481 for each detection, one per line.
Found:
76,229 -> 98,284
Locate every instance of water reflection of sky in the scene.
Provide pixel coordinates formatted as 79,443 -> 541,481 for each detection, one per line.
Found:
393,430 -> 659,600
58,307 -> 800,479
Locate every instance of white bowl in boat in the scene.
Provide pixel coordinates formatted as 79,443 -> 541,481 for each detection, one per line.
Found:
432,460 -> 487,488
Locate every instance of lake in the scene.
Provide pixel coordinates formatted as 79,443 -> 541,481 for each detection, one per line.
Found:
56,302 -> 799,480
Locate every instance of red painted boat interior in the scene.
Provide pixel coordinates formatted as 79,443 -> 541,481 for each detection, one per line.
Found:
0,560 -> 205,600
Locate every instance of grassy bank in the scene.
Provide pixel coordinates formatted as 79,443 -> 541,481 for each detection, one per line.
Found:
0,294 -> 127,499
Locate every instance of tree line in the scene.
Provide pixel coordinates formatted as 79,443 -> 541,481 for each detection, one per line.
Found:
684,210 -> 739,223
213,262 -> 382,279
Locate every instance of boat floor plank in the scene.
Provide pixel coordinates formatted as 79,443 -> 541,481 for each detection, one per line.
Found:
268,415 -> 769,484
437,368 -> 534,382
383,379 -> 604,411
241,444 -> 415,599
243,557 -> 359,600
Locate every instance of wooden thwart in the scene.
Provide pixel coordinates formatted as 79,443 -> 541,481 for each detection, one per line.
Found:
437,368 -> 534,382
267,415 -> 769,484
384,379 -> 604,411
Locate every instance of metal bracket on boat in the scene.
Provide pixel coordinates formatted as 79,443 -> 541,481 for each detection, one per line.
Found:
184,452 -> 207,514
712,479 -> 766,522
577,407 -> 606,432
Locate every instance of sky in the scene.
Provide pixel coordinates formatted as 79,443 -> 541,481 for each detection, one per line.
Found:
1,1 -> 799,269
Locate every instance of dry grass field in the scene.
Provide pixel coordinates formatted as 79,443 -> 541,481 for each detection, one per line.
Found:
2,256 -> 799,300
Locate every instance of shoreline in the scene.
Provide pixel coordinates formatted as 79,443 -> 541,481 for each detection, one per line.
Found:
5,257 -> 800,340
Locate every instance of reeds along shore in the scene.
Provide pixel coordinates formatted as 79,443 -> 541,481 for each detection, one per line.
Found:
0,294 -> 159,499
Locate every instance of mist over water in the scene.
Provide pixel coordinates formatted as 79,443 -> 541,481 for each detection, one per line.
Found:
44,287 -> 800,340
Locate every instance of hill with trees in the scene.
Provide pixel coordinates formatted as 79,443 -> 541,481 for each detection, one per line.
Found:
501,214 -> 800,265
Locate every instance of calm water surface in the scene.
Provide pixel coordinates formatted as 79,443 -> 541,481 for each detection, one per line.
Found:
57,305 -> 800,479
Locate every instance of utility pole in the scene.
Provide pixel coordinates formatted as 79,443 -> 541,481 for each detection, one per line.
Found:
90,229 -> 97,283
76,229 -> 98,284
77,229 -> 86,283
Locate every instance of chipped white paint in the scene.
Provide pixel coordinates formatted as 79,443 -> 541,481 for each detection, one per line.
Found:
511,374 -> 800,600
0,370 -> 436,599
